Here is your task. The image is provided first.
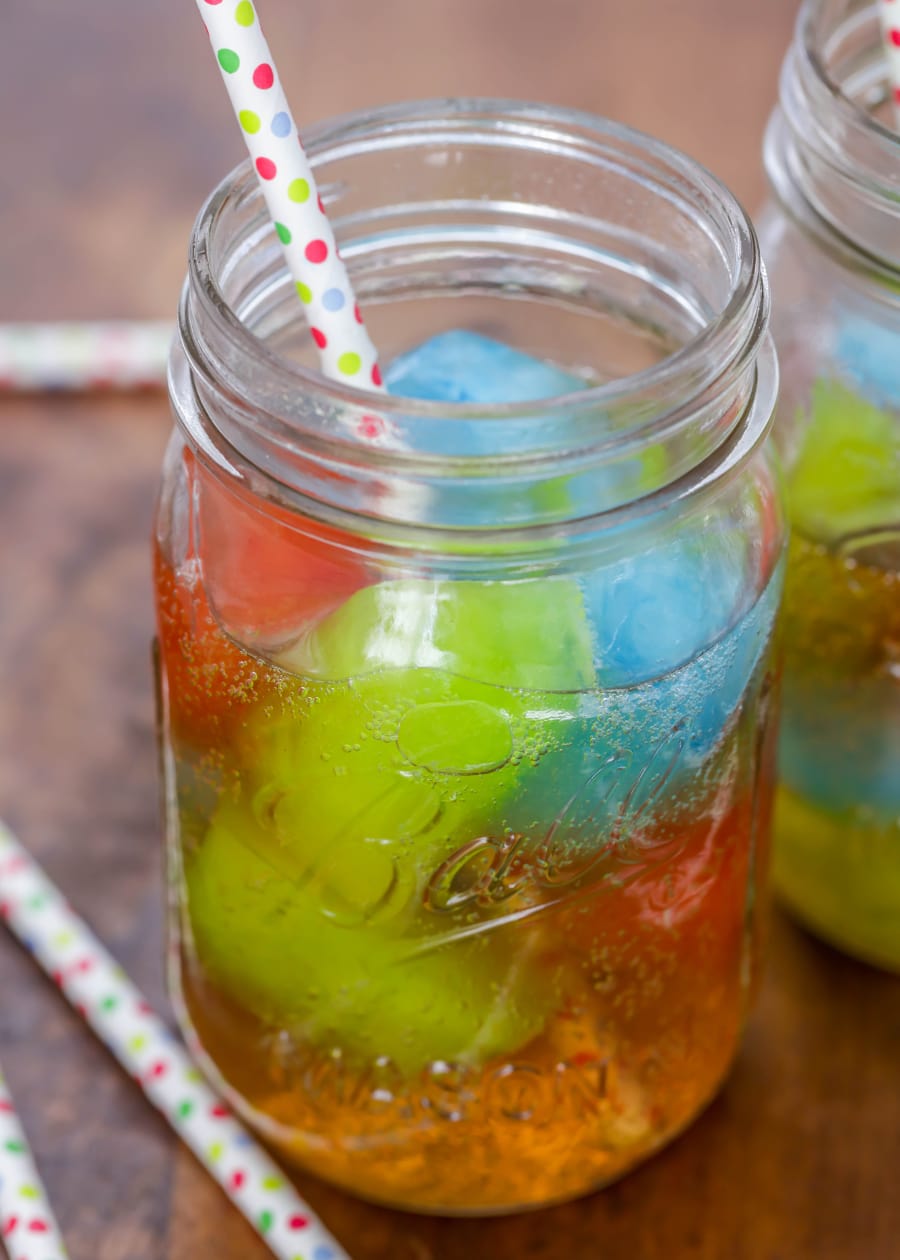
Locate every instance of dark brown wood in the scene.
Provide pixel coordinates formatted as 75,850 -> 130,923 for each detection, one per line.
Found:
2,2 -> 899,1257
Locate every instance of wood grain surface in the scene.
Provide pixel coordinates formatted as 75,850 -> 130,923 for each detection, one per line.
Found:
2,2 -> 899,1258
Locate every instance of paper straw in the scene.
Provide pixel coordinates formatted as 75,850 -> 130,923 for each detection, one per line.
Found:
0,1064 -> 69,1260
0,821 -> 348,1260
0,322 -> 171,393
880,0 -> 900,126
195,0 -> 384,393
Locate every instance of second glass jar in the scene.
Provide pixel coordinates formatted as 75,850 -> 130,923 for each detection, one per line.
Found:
760,0 -> 900,970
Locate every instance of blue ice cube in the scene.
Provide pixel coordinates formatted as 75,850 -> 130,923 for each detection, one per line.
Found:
382,330 -> 779,838
837,315 -> 900,409
386,330 -> 584,403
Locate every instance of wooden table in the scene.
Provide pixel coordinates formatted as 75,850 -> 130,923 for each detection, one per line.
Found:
2,2 -> 899,1257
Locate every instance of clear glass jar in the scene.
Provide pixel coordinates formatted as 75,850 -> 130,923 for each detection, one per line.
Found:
760,1 -> 900,970
156,100 -> 784,1214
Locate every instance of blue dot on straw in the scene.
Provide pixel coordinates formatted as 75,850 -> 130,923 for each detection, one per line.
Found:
313,1249 -> 335,1260
271,111 -> 292,138
234,1133 -> 254,1147
322,288 -> 345,312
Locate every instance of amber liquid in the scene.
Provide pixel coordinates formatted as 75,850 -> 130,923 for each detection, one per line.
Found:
156,542 -> 778,1213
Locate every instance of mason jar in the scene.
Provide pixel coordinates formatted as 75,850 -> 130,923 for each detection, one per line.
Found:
156,99 -> 784,1214
760,1 -> 900,970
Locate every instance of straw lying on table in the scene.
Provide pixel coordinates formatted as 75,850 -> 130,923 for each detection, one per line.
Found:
196,0 -> 384,391
880,0 -> 900,124
0,821 -> 348,1260
0,322 -> 171,393
0,1064 -> 69,1260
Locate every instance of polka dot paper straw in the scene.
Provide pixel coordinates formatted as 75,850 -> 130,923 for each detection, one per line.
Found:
0,322 -> 171,393
0,1064 -> 69,1260
0,822 -> 348,1260
880,0 -> 900,126
196,0 -> 384,391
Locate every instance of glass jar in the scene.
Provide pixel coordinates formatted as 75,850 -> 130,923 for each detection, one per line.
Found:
156,100 -> 784,1214
760,1 -> 900,970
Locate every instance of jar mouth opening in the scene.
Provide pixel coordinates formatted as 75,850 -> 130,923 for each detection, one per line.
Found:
792,1 -> 900,190
188,97 -> 763,428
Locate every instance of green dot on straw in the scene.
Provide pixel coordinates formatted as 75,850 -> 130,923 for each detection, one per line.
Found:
5,1140 -> 26,1154
100,995 -> 118,1012
217,48 -> 240,73
259,1210 -> 274,1233
275,222 -> 292,244
177,1101 -> 194,1119
338,352 -> 362,376
288,178 -> 310,203
235,0 -> 255,24
239,109 -> 261,134
296,282 -> 313,304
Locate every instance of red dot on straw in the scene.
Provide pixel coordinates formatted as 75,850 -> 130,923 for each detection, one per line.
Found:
310,328 -> 327,349
890,28 -> 900,45
371,364 -> 383,386
895,86 -> 900,103
354,304 -> 362,324
318,194 -> 326,214
256,157 -> 277,180
146,1061 -> 168,1080
210,1103 -> 230,1118
288,1215 -> 309,1230
305,239 -> 328,263
2,1218 -> 18,1237
27,1222 -> 49,1234
358,415 -> 385,439
0,1101 -> 12,1112
253,63 -> 274,88
230,1171 -> 246,1190
203,0 -> 224,4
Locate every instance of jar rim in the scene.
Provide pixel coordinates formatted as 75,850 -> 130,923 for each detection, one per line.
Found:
187,97 -> 765,426
767,0 -> 900,277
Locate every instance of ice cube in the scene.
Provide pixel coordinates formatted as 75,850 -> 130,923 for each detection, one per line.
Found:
386,329 -> 585,403
837,316 -> 900,409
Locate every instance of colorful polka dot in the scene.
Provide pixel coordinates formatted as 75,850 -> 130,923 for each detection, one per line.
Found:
256,157 -> 277,180
275,222 -> 292,244
217,48 -> 240,73
371,363 -> 383,387
271,111 -> 292,138
239,109 -> 261,134
305,239 -> 328,264
295,282 -> 313,304
891,28 -> 900,46
322,288 -> 345,312
338,352 -> 362,375
310,328 -> 327,349
253,62 -> 274,88
288,178 -> 310,203
235,0 -> 255,24
354,304 -> 363,324
259,1210 -> 274,1233
203,0 -> 224,4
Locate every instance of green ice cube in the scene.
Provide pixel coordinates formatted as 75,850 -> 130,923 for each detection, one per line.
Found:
186,802 -> 552,1074
789,380 -> 900,543
280,577 -> 596,690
